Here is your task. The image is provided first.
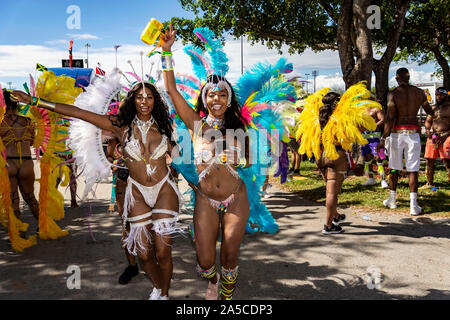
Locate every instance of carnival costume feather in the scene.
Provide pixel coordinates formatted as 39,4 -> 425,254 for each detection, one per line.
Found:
296,82 -> 381,161
170,27 -> 295,234
33,71 -> 83,239
68,70 -> 123,200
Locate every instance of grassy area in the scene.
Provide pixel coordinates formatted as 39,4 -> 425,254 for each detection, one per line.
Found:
272,160 -> 450,218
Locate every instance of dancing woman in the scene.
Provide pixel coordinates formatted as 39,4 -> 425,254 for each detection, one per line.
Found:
315,92 -> 349,234
13,81 -> 182,300
296,83 -> 382,234
161,25 -> 250,300
0,89 -> 38,250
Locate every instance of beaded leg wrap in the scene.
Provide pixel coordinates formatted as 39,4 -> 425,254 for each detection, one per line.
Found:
10,192 -> 21,219
22,193 -> 39,219
364,161 -> 372,176
220,266 -> 239,300
377,163 -> 386,180
197,264 -> 217,280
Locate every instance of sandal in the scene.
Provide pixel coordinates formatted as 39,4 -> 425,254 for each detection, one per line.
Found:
205,273 -> 220,300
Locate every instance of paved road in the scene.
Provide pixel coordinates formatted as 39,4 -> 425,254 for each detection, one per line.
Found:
1,162 -> 449,300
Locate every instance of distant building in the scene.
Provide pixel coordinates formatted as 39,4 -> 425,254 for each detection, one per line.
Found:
416,82 -> 444,105
415,82 -> 443,126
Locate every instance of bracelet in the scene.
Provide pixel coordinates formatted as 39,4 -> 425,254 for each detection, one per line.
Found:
161,54 -> 173,71
241,157 -> 247,168
38,99 -> 57,111
235,157 -> 247,168
29,96 -> 40,106
161,51 -> 172,56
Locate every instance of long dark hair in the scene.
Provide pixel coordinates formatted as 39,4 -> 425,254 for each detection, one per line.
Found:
110,82 -> 173,143
195,75 -> 247,132
2,89 -> 19,111
319,92 -> 341,130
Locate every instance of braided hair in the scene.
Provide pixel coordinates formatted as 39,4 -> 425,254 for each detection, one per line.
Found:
319,92 -> 341,130
2,89 -> 19,111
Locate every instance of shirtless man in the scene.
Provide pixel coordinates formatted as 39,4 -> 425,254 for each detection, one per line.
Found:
361,106 -> 387,188
422,87 -> 450,187
0,90 -> 39,231
377,68 -> 434,215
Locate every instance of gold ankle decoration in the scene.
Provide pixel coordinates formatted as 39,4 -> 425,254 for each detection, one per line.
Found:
220,266 -> 239,300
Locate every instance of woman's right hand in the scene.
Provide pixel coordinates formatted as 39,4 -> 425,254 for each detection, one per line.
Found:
161,23 -> 176,52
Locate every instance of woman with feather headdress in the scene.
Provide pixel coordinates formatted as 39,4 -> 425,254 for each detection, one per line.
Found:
161,24 -> 250,300
161,22 -> 295,300
296,83 -> 382,234
13,73 -> 182,300
0,88 -> 38,252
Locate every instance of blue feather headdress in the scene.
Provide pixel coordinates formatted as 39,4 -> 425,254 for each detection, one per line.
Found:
172,27 -> 297,234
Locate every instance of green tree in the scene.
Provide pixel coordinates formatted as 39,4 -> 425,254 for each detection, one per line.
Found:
168,0 -> 410,105
168,0 -> 373,88
394,0 -> 450,90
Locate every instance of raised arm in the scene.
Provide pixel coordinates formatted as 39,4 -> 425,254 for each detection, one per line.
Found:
13,90 -> 118,134
160,24 -> 201,132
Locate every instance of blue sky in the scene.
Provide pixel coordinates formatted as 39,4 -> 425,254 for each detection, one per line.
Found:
0,0 -> 442,91
0,0 -> 194,46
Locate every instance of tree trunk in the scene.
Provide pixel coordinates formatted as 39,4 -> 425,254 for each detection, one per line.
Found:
337,0 -> 356,89
351,0 -> 373,89
373,0 -> 410,107
336,0 -> 373,89
431,46 -> 450,90
373,59 -> 389,112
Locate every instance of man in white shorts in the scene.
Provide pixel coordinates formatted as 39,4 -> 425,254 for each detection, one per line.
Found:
377,68 -> 434,215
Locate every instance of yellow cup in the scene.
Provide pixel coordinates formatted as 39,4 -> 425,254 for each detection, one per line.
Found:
141,19 -> 163,45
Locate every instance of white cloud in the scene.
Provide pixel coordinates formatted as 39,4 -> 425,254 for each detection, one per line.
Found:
44,40 -> 70,46
0,45 -> 69,78
314,73 -> 345,90
388,67 -> 442,87
221,38 -> 341,82
0,38 -> 443,93
66,33 -> 101,40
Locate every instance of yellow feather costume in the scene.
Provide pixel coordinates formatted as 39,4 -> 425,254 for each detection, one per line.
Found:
34,71 -> 82,240
296,82 -> 381,161
0,89 -> 37,252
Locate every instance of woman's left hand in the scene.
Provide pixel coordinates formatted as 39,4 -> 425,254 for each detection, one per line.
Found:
161,23 -> 176,52
12,90 -> 30,104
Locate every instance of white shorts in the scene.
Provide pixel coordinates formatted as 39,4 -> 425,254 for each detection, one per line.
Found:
386,133 -> 421,172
